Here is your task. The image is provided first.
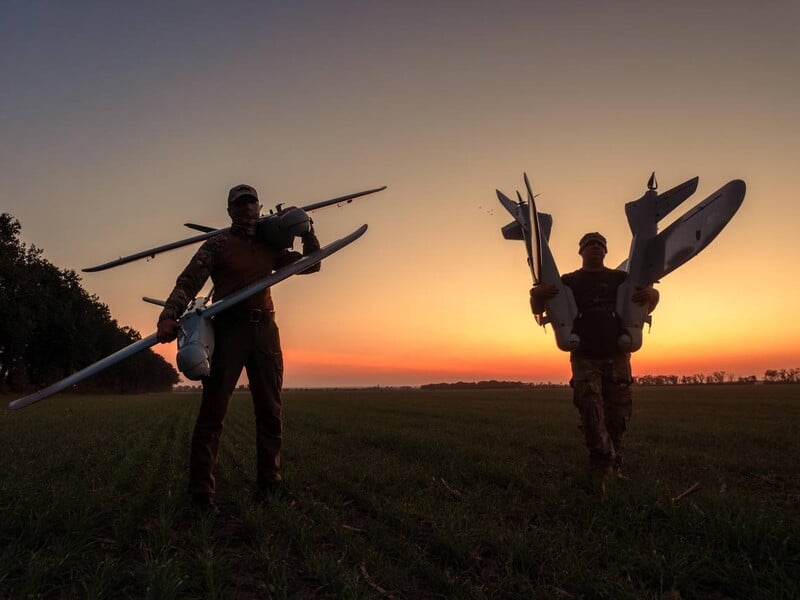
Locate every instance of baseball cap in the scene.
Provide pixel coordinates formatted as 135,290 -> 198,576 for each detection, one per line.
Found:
579,232 -> 607,252
228,184 -> 259,206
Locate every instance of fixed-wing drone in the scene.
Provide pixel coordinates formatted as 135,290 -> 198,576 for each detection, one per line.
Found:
9,185 -> 386,410
497,173 -> 745,352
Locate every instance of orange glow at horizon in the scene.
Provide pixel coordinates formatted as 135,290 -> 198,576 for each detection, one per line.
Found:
154,329 -> 798,388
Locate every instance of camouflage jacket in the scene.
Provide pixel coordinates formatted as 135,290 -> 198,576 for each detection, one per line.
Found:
158,231 -> 320,322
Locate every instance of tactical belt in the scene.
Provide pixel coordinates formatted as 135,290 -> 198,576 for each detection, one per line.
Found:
248,308 -> 274,323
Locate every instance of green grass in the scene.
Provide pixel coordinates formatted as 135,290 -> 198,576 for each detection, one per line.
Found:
1,386 -> 798,599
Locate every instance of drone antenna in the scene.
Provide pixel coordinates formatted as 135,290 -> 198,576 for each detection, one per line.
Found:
648,172 -> 658,191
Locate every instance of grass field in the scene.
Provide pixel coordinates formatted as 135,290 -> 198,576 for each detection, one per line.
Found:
1,385 -> 798,599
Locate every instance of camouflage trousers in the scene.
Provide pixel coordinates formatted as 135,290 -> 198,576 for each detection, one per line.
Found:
189,312 -> 284,495
570,354 -> 633,472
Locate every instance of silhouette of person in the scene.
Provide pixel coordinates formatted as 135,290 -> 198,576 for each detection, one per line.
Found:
530,232 -> 658,495
156,184 -> 320,512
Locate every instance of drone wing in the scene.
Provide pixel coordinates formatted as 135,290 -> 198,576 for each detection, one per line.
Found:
528,196 -> 543,284
8,334 -> 159,410
647,179 -> 745,282
82,230 -> 223,272
298,186 -> 386,212
82,186 -> 386,272
524,173 -> 543,284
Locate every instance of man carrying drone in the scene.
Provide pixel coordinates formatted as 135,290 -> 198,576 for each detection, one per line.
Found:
156,183 -> 320,512
530,232 -> 659,494
496,172 -> 744,498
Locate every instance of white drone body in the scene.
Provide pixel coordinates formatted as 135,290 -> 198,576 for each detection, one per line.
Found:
175,297 -> 215,381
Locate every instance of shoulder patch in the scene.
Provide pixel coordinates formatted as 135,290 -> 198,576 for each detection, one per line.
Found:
196,233 -> 229,262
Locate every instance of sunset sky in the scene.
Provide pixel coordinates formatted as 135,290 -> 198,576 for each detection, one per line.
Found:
2,1 -> 798,387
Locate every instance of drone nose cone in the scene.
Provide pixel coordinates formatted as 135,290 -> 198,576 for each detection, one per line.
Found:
647,172 -> 658,191
177,344 -> 211,381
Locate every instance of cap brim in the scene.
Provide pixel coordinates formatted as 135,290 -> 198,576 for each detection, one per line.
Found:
229,193 -> 258,205
580,241 -> 607,252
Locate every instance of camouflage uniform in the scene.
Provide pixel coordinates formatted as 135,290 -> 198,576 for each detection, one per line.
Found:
569,354 -> 632,472
561,267 -> 632,474
159,225 -> 319,496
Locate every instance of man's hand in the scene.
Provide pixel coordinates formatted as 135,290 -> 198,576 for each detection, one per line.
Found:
301,222 -> 319,245
157,318 -> 180,343
530,283 -> 559,315
632,286 -> 660,313
530,283 -> 559,300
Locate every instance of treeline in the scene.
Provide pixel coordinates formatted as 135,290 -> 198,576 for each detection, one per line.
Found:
0,213 -> 179,394
634,369 -> 800,386
422,370 -> 800,390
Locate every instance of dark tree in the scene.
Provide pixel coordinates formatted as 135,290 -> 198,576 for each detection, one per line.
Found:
0,213 -> 179,394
